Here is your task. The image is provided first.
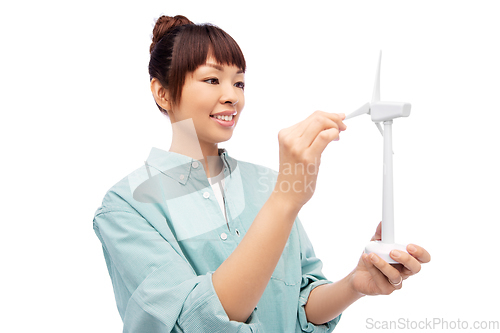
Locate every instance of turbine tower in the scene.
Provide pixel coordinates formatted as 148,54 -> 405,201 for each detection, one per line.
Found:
346,51 -> 411,263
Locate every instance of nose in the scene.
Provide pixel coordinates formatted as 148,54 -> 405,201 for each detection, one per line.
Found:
225,99 -> 238,106
220,83 -> 239,106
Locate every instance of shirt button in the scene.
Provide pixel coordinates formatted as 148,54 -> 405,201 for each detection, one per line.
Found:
179,174 -> 184,180
235,229 -> 240,236
220,232 -> 228,240
192,161 -> 199,168
203,191 -> 210,199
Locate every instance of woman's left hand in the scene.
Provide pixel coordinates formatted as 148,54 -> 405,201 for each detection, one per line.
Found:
350,222 -> 431,296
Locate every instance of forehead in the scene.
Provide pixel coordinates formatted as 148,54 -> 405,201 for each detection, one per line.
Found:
199,56 -> 245,73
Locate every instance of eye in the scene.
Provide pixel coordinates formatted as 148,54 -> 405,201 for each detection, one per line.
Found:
234,81 -> 245,90
204,78 -> 219,85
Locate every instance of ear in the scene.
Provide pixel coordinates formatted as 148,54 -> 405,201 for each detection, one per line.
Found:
150,78 -> 172,111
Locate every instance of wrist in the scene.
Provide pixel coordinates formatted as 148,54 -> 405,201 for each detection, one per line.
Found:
346,271 -> 366,299
269,190 -> 302,219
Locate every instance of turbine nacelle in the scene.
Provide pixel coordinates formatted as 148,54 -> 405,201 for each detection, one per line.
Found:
346,51 -> 411,130
371,101 -> 411,122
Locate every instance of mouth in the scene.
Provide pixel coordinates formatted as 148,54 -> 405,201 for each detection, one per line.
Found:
209,114 -> 234,122
209,114 -> 235,127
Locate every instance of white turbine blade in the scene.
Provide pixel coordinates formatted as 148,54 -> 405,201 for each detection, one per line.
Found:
345,102 -> 370,120
372,50 -> 382,103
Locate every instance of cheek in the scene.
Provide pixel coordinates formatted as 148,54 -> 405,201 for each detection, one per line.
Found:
180,84 -> 216,111
195,91 -> 220,110
183,99 -> 214,117
238,93 -> 245,110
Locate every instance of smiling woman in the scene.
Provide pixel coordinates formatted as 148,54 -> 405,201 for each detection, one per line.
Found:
148,16 -> 246,176
92,14 -> 430,333
148,15 -> 246,111
154,57 -> 245,165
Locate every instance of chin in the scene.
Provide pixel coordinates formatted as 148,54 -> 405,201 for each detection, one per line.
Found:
216,135 -> 233,143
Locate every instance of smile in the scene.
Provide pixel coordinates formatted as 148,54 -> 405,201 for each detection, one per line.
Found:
210,114 -> 235,127
210,115 -> 234,121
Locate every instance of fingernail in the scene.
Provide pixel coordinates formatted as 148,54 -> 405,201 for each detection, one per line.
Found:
408,245 -> 416,253
391,250 -> 400,258
370,254 -> 379,263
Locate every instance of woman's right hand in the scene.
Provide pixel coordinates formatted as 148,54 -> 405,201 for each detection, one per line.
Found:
273,111 -> 347,209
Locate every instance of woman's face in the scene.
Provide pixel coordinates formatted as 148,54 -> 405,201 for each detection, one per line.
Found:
170,56 -> 245,150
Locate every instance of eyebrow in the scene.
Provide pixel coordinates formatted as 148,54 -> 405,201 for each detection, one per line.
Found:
205,62 -> 244,74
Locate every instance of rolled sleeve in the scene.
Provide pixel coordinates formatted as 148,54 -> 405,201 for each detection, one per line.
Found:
297,278 -> 341,332
123,271 -> 261,333
295,217 -> 341,332
93,206 -> 261,332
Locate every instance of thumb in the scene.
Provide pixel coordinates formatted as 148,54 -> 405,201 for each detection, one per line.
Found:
370,221 -> 382,241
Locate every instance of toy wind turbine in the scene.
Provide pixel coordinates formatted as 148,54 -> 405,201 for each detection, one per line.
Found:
346,51 -> 411,264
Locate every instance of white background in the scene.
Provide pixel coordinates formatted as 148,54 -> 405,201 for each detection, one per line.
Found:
1,0 -> 499,332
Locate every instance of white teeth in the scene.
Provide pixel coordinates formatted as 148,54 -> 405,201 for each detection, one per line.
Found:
213,115 -> 233,121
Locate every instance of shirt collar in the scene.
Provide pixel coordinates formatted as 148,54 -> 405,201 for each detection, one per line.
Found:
146,147 -> 234,185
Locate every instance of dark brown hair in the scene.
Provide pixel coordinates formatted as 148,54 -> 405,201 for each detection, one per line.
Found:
149,15 -> 246,116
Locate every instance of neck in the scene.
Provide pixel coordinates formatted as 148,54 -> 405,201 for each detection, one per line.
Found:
168,118 -> 222,178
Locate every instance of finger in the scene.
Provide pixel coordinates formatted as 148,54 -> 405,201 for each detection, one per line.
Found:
278,121 -> 303,143
370,222 -> 382,241
335,112 -> 347,130
279,116 -> 310,142
406,244 -> 431,264
300,116 -> 340,150
318,111 -> 346,131
389,250 -> 421,276
395,266 -> 413,280
286,111 -> 323,138
290,112 -> 346,154
361,254 -> 389,288
363,253 -> 402,293
301,111 -> 346,136
308,127 -> 341,158
368,253 -> 403,290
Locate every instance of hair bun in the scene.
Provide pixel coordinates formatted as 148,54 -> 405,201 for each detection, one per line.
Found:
150,15 -> 193,54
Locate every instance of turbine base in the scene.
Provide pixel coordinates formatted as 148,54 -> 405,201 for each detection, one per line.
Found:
365,241 -> 408,264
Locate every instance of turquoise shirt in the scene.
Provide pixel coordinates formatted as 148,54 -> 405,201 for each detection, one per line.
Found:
93,147 -> 341,332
